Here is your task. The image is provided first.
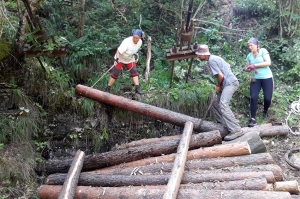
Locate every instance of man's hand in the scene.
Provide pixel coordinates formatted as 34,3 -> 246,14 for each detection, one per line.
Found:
115,58 -> 119,63
216,85 -> 222,93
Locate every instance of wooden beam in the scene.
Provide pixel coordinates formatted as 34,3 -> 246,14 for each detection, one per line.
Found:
163,121 -> 193,199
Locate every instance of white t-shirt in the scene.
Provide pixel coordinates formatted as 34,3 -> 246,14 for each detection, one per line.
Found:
116,36 -> 142,64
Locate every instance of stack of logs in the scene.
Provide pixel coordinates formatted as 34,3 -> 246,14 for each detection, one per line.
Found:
37,122 -> 300,199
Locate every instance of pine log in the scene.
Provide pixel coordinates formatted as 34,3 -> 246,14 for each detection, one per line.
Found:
75,84 -> 229,136
114,123 -> 272,150
88,153 -> 274,175
254,125 -> 289,137
274,180 -> 300,194
82,141 -> 251,171
38,185 -> 292,199
46,171 -> 276,186
187,164 -> 283,181
291,195 -> 300,199
58,150 -> 85,199
45,130 -> 222,174
263,184 -> 274,191
163,121 -> 193,199
223,131 -> 267,154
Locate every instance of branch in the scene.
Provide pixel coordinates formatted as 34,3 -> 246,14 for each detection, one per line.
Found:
109,0 -> 127,22
194,18 -> 246,32
193,0 -> 206,19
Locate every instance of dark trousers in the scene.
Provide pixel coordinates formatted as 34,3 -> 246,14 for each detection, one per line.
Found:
249,77 -> 274,119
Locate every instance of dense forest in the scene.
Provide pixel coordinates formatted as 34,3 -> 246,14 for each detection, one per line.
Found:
0,0 -> 300,198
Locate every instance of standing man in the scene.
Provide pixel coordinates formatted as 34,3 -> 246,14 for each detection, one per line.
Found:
196,44 -> 244,141
105,29 -> 144,95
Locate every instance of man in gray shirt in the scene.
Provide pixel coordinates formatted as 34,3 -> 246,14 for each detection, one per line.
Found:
196,44 -> 244,141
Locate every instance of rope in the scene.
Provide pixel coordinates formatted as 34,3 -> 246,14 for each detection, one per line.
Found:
285,96 -> 300,135
90,54 -> 139,88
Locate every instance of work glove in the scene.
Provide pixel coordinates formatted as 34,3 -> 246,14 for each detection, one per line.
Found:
115,58 -> 119,63
247,64 -> 256,70
216,85 -> 222,93
243,66 -> 251,72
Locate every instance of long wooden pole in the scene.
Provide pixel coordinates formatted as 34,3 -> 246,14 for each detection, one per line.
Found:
163,121 -> 193,199
57,150 -> 85,199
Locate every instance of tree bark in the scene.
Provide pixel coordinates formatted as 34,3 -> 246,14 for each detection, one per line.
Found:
114,130 -> 221,150
88,153 -> 275,176
163,121 -> 193,199
38,185 -> 292,199
75,84 -> 229,136
252,125 -> 289,137
46,171 -> 276,187
77,0 -> 85,37
223,131 -> 267,154
45,130 -> 222,174
274,180 -> 300,194
109,141 -> 250,169
57,150 -> 85,199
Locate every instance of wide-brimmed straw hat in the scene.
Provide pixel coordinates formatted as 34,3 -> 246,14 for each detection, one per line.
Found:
195,44 -> 210,55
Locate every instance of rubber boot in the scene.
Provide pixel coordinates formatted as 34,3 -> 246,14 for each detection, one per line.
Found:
135,85 -> 143,95
105,86 -> 111,93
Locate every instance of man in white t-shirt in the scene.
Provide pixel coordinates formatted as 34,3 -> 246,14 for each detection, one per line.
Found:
105,29 -> 144,94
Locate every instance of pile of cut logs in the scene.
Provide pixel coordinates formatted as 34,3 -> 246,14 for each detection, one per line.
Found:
38,122 -> 300,199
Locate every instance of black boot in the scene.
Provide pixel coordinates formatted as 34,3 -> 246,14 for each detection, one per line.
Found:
105,86 -> 111,93
135,85 -> 143,95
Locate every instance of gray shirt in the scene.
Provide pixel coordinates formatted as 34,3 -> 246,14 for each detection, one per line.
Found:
208,55 -> 237,87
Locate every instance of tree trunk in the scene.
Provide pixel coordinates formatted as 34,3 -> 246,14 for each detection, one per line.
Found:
88,153 -> 275,176
46,171 -> 276,187
77,0 -> 85,37
114,130 -> 221,150
144,36 -> 151,84
45,130 -> 222,174
107,141 -> 251,169
223,131 -> 267,154
75,84 -> 229,136
38,185 -> 292,199
57,150 -> 85,199
163,121 -> 193,199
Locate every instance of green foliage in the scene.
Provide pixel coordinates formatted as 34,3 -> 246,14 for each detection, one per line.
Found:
0,40 -> 10,61
81,98 -> 94,117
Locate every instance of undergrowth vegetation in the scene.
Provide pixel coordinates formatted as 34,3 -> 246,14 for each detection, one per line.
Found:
1,0 -> 300,198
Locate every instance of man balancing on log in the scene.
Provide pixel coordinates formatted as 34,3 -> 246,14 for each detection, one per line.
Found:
196,44 -> 244,141
105,29 -> 144,95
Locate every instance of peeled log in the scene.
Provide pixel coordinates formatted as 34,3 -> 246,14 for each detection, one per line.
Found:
45,130 -> 222,174
38,185 -> 292,199
274,180 -> 300,194
75,84 -> 228,136
89,153 -> 275,175
46,171 -> 276,186
83,141 -> 251,171
163,121 -> 193,199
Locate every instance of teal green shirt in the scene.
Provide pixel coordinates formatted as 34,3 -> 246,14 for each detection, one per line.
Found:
246,48 -> 273,79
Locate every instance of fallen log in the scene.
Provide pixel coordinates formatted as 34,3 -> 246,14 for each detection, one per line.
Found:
223,131 -> 267,154
114,123 -> 272,150
274,180 -> 300,194
75,84 -> 229,136
163,121 -> 193,199
45,130 -> 222,174
58,150 -> 85,199
46,171 -> 276,186
38,185 -> 292,199
88,153 -> 275,175
88,141 -> 250,171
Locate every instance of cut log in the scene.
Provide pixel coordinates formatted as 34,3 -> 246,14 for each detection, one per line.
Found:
187,164 -> 283,181
274,180 -> 300,194
88,141 -> 251,171
114,130 -> 221,150
223,131 -> 267,154
45,130 -> 222,174
114,123 -> 272,150
75,84 -> 229,136
252,125 -> 289,137
89,153 -> 275,175
163,121 -> 193,199
46,171 -> 276,187
38,185 -> 292,199
58,150 -> 85,199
